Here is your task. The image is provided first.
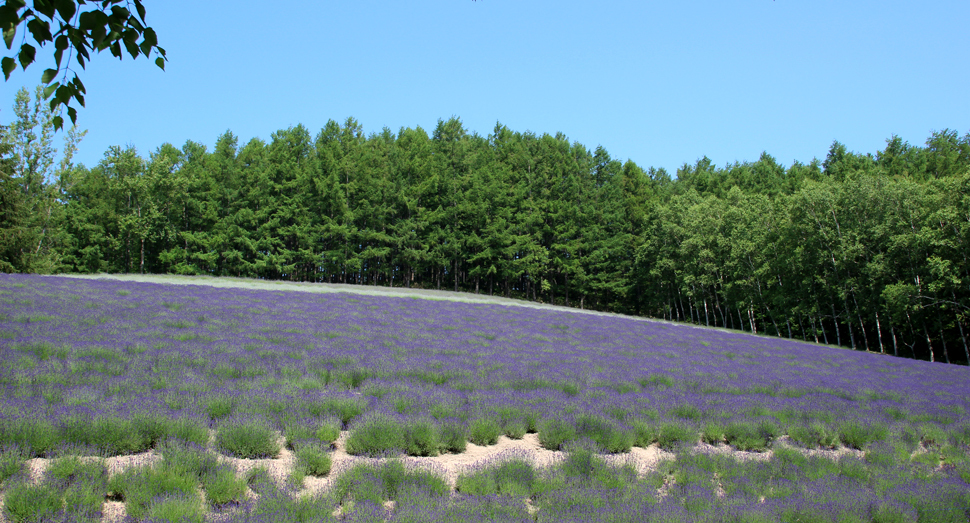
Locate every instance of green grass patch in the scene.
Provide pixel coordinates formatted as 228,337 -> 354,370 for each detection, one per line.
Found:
455,458 -> 539,497
215,419 -> 280,459
639,373 -> 674,389
468,418 -> 502,446
333,460 -> 449,506
295,444 -> 333,476
345,414 -> 443,457
656,422 -> 697,450
838,420 -> 888,450
723,420 -> 779,452
787,422 -> 839,449
538,418 -> 577,450
3,482 -> 66,522
573,413 -> 634,453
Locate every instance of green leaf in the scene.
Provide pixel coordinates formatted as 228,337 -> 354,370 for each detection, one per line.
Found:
52,114 -> 63,131
66,105 -> 77,124
54,0 -> 77,22
143,27 -> 157,45
123,34 -> 138,59
55,84 -> 71,104
1,56 -> 15,79
33,1 -> 55,19
53,35 -> 66,66
134,0 -> 146,22
154,56 -> 164,70
128,17 -> 144,33
17,42 -> 35,69
43,81 -> 59,98
2,21 -> 16,50
27,17 -> 52,44
0,4 -> 23,40
41,67 -> 57,83
110,6 -> 130,22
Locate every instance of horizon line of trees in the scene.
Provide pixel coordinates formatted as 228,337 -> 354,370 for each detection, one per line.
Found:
3,87 -> 969,365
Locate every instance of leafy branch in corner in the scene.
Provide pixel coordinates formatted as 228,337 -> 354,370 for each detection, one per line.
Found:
1,0 -> 166,130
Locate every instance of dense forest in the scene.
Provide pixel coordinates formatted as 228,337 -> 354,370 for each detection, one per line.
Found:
3,87 -> 970,365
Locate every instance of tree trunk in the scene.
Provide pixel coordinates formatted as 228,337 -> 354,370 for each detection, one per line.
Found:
952,290 -> 969,364
831,304 -> 841,347
923,322 -> 934,362
940,325 -> 950,365
890,322 -> 898,357
875,312 -> 885,354
564,271 -> 569,307
853,294 -> 868,351
844,303 -> 856,350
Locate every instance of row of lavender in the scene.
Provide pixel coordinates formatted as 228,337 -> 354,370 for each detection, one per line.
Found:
1,274 -> 968,455
2,434 -> 969,522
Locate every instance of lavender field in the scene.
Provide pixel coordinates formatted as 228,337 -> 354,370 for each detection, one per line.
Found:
1,273 -> 969,522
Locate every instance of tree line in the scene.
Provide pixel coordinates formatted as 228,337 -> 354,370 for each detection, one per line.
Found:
3,87 -> 969,365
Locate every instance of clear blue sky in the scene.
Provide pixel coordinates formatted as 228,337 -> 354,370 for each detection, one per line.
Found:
3,0 -> 969,175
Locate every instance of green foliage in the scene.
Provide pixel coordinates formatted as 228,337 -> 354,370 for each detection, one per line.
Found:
0,445 -> 26,485
3,482 -> 64,522
60,415 -> 151,455
309,396 -> 367,426
202,465 -> 247,506
656,422 -> 696,450
838,420 -> 888,450
333,460 -> 448,505
788,422 -> 839,449
439,422 -> 468,453
295,444 -> 332,476
345,413 -> 404,456
455,458 -> 539,497
723,420 -> 778,452
538,418 -> 577,450
0,418 -> 59,456
144,494 -> 204,523
631,418 -> 659,447
345,413 -> 444,457
1,455 -> 108,523
572,413 -> 634,453
1,1 -> 167,129
108,464 -> 198,520
214,419 -> 280,459
700,421 -> 725,445
205,395 -> 235,419
468,418 -> 502,446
